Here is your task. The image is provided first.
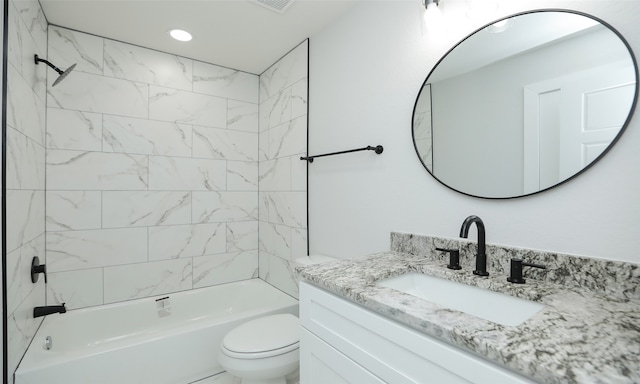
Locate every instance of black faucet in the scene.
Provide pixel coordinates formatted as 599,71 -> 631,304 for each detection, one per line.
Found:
459,215 -> 489,276
34,303 -> 66,318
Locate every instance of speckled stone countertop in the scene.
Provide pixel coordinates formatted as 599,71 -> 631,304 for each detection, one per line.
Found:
297,249 -> 640,384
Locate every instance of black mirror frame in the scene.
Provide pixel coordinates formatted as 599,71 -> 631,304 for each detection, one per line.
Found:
412,8 -> 639,199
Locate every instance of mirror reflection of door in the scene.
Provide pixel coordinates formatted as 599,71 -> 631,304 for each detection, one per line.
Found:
523,60 -> 636,193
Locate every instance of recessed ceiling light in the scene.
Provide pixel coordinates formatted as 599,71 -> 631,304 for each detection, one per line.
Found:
169,29 -> 192,42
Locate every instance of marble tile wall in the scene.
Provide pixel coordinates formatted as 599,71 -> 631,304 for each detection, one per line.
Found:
258,41 -> 309,298
45,26 -> 261,309
413,84 -> 432,170
5,0 -> 48,381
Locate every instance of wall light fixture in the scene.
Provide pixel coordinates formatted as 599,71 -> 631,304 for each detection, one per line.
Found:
423,0 -> 441,22
422,0 -> 445,39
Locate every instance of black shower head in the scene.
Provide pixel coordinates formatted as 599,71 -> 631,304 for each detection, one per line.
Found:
52,63 -> 76,86
34,54 -> 77,87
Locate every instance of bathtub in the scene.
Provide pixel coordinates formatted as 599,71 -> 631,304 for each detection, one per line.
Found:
14,279 -> 298,384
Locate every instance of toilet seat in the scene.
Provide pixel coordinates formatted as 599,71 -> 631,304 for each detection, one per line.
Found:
221,314 -> 299,360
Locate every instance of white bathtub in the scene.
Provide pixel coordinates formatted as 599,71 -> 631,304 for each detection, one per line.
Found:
14,279 -> 298,384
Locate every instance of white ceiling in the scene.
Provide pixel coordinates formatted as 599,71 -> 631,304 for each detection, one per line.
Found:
39,0 -> 361,75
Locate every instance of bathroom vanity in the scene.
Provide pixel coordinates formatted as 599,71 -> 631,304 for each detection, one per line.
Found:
299,282 -> 537,383
297,233 -> 640,384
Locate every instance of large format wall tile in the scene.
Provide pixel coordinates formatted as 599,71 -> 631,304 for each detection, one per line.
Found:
8,1 -> 47,99
193,251 -> 258,288
268,191 -> 306,228
13,0 -> 47,53
228,100 -> 259,133
5,235 -> 45,316
46,228 -> 148,272
259,87 -> 291,132
46,108 -> 103,151
7,284 -> 45,383
104,40 -> 193,91
291,227 -> 307,261
149,86 -> 226,127
259,223 -> 292,261
6,190 -> 44,253
259,158 -> 291,191
102,191 -> 191,228
265,254 -> 298,298
47,71 -> 149,119
48,26 -> 103,75
41,26 -> 265,314
266,116 -> 306,159
291,79 -> 308,120
46,269 -> 104,309
47,150 -> 148,190
227,161 -> 259,191
291,156 -> 307,191
46,191 -> 101,231
103,115 -> 192,156
7,64 -> 45,145
149,156 -> 226,191
103,259 -> 192,304
227,221 -> 259,252
6,127 -> 45,190
7,2 -> 48,380
258,41 -> 308,297
260,40 -> 308,101
5,248 -> 22,316
192,192 -> 259,223
148,223 -> 226,260
193,126 -> 258,161
193,61 -> 258,103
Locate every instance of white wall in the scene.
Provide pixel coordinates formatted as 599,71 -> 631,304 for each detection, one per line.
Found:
308,0 -> 640,263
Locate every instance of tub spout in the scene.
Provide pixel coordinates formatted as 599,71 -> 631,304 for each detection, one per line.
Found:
34,303 -> 66,318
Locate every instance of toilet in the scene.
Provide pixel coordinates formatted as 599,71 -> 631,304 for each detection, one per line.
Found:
218,255 -> 337,384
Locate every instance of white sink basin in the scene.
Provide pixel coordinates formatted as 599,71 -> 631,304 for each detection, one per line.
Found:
377,272 -> 544,326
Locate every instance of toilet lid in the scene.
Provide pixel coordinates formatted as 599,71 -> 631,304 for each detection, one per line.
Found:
223,314 -> 299,355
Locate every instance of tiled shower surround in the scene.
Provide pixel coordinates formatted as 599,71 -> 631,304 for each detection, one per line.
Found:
44,26 -> 308,306
5,0 -> 48,380
45,25 -> 262,307
5,0 -> 308,378
258,44 -> 309,297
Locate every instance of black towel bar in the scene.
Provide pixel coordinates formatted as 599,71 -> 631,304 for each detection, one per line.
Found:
300,145 -> 383,163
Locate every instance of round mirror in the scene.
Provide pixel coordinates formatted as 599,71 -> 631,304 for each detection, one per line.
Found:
413,10 -> 638,199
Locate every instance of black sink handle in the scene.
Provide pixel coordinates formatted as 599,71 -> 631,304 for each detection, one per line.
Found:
507,258 -> 546,284
435,247 -> 462,270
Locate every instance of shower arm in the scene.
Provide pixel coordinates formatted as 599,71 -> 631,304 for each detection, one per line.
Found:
34,54 -> 64,75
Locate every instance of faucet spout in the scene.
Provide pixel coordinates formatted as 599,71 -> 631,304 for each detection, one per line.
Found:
33,303 -> 66,318
459,215 -> 488,276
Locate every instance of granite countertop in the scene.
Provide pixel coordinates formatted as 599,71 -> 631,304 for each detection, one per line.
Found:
297,251 -> 640,384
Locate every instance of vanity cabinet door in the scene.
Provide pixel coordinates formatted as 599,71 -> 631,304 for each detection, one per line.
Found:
300,328 -> 386,384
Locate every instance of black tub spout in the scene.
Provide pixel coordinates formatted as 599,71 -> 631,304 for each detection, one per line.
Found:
33,303 -> 66,318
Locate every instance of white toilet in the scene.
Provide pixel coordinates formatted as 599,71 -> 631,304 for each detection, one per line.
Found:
218,255 -> 337,384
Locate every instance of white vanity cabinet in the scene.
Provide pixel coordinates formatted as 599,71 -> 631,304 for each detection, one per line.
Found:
299,282 -> 537,384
